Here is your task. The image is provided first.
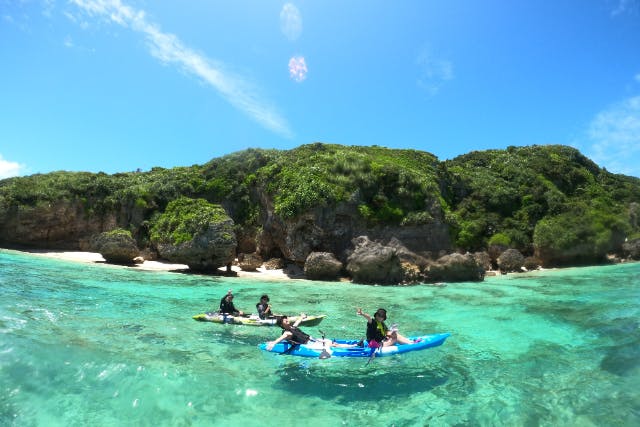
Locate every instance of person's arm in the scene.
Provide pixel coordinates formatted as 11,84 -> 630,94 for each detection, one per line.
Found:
231,302 -> 243,316
293,313 -> 306,327
356,308 -> 372,323
266,331 -> 292,351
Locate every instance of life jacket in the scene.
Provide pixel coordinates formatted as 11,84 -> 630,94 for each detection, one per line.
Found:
256,302 -> 269,319
287,326 -> 310,345
366,318 -> 387,343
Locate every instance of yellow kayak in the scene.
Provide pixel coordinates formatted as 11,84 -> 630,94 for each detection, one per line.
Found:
192,312 -> 326,327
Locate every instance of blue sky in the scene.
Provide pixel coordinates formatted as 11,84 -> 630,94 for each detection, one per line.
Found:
1,0 -> 639,179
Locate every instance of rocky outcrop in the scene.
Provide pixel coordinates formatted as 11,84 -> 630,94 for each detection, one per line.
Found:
473,251 -> 492,271
400,261 -> 422,284
256,199 -> 452,265
155,224 -> 236,271
304,251 -> 343,281
237,252 -> 263,271
424,253 -> 485,282
488,243 -> 507,267
523,256 -> 541,271
386,237 -> 429,269
622,238 -> 640,260
263,257 -> 285,270
497,248 -> 525,273
150,198 -> 237,272
346,236 -> 403,284
0,201 -> 117,250
90,228 -> 139,264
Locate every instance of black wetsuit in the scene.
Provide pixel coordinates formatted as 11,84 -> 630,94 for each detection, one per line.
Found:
256,302 -> 271,319
219,297 -> 239,315
286,326 -> 310,344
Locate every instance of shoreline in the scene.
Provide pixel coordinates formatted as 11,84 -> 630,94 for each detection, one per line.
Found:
12,249 -> 297,281
6,248 -> 634,284
11,248 -> 509,283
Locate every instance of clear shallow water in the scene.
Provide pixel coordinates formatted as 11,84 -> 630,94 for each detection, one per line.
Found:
1,249 -> 638,427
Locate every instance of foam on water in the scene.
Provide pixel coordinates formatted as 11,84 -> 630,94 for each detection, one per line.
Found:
1,249 -> 638,426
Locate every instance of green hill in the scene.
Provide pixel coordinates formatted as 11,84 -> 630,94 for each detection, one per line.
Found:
1,143 -> 638,267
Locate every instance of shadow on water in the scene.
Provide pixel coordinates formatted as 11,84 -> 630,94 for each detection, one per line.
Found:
523,293 -> 640,377
272,353 -> 475,405
597,318 -> 640,376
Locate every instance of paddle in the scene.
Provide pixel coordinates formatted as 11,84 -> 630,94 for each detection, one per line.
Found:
365,340 -> 381,366
318,330 -> 331,359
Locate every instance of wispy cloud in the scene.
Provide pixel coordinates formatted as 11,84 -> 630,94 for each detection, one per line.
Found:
584,96 -> 640,177
70,0 -> 292,138
0,155 -> 25,179
611,0 -> 639,16
416,48 -> 454,96
280,3 -> 302,41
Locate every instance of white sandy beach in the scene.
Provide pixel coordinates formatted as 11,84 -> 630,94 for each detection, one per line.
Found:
21,249 -> 295,280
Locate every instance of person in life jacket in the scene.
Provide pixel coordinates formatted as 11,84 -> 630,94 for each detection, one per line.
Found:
356,307 -> 414,348
265,315 -> 354,351
219,290 -> 244,316
256,294 -> 272,319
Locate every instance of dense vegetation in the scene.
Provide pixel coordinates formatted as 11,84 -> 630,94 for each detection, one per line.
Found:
256,143 -> 442,224
443,145 -> 640,264
1,143 -> 639,266
149,197 -> 233,245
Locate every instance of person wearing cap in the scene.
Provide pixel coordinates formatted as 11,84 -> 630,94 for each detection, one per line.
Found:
219,290 -> 243,316
356,307 -> 413,348
256,294 -> 273,319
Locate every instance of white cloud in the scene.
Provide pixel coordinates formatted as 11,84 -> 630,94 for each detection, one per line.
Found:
280,3 -> 302,41
585,96 -> 640,177
635,73 -> 640,83
416,49 -> 454,96
0,155 -> 25,179
70,0 -> 292,138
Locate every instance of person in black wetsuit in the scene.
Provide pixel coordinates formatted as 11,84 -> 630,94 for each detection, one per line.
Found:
356,307 -> 414,348
265,315 -> 310,350
219,290 -> 243,316
256,294 -> 272,319
265,315 -> 354,351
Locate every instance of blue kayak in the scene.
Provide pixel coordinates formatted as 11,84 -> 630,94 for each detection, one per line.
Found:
258,333 -> 450,358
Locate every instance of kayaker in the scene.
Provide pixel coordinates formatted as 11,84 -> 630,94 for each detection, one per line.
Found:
356,307 -> 413,347
219,290 -> 243,316
256,294 -> 272,319
265,315 -> 353,351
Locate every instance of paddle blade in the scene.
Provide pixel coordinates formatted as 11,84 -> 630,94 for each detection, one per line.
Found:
319,349 -> 331,359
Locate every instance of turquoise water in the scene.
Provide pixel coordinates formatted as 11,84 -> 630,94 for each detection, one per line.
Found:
1,249 -> 638,426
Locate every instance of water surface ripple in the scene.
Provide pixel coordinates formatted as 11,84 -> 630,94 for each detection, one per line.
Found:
1,250 -> 638,426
